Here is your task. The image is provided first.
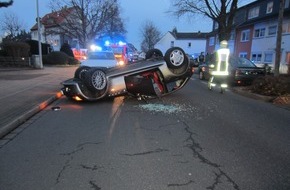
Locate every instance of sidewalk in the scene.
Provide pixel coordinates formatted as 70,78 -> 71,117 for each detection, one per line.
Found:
0,66 -> 77,138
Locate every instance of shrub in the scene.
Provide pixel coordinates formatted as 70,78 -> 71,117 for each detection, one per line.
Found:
250,75 -> 290,96
43,51 -> 69,65
67,56 -> 80,65
1,42 -> 30,57
0,49 -> 7,56
43,51 -> 80,65
60,43 -> 74,57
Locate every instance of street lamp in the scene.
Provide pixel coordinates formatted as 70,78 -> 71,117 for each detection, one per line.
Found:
36,0 -> 43,69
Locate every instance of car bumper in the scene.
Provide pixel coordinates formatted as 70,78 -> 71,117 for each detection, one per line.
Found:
61,78 -> 113,101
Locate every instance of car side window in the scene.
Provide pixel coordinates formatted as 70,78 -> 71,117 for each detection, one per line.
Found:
205,53 -> 217,66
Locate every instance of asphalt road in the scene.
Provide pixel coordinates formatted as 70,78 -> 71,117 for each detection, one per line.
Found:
1,76 -> 290,190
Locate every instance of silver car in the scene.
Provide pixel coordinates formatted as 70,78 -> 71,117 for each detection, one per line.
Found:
62,47 -> 193,101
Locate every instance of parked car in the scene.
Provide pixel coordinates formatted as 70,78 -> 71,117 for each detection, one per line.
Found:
62,47 -> 193,101
186,54 -> 199,67
74,50 -> 123,80
198,53 -> 266,85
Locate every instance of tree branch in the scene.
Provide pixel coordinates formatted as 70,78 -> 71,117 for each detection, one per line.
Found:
0,0 -> 13,8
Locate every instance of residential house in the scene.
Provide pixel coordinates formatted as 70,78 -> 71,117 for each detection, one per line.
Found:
30,7 -> 78,51
154,29 -> 208,59
206,0 -> 290,74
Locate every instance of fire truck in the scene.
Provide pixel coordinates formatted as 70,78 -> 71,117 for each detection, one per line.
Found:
71,39 -> 87,60
109,41 -> 129,65
105,41 -> 138,65
72,48 -> 87,61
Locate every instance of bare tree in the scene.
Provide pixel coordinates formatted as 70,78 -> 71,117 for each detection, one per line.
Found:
1,12 -> 24,40
169,0 -> 239,42
0,0 -> 13,8
47,0 -> 126,48
140,20 -> 161,52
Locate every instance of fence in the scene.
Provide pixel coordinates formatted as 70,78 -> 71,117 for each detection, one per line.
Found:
0,57 -> 31,67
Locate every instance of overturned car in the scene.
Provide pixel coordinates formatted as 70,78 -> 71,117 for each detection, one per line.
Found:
61,47 -> 193,101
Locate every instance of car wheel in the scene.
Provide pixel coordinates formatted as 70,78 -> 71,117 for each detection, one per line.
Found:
199,71 -> 204,80
164,47 -> 188,69
145,49 -> 163,59
74,66 -> 90,80
84,68 -> 107,92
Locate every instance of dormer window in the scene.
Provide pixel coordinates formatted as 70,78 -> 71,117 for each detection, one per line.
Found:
248,6 -> 260,19
285,0 -> 289,8
267,2 -> 273,14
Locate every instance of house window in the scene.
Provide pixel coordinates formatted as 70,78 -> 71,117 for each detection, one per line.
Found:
209,37 -> 215,46
33,31 -> 38,38
267,2 -> 273,14
239,52 -> 247,58
248,6 -> 260,19
254,28 -> 265,38
268,25 -> 277,35
188,42 -> 191,48
241,30 -> 250,42
282,22 -> 290,33
214,21 -> 218,30
285,0 -> 290,8
170,41 -> 174,47
251,53 -> 262,63
264,52 -> 273,63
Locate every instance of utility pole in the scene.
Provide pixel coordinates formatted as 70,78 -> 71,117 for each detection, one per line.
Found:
274,0 -> 285,76
36,0 -> 43,69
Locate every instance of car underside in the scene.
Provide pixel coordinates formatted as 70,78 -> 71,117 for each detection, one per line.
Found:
61,47 -> 193,101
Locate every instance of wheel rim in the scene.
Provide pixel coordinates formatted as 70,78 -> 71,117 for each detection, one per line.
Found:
91,70 -> 106,90
169,50 -> 184,67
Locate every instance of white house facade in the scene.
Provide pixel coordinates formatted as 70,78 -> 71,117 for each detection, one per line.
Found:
30,7 -> 76,51
155,31 -> 208,58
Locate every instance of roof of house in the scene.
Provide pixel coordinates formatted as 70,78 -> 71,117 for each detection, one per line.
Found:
31,6 -> 76,31
169,31 -> 208,39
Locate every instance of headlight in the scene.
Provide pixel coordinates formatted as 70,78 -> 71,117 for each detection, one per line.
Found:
118,60 -> 125,66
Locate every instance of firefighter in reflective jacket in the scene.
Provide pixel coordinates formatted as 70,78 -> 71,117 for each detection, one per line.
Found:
208,40 -> 230,93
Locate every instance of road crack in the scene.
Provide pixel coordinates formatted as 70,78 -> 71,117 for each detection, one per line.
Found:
55,141 -> 102,185
168,180 -> 195,187
180,120 -> 240,190
89,180 -> 101,190
120,148 -> 169,156
206,169 -> 240,190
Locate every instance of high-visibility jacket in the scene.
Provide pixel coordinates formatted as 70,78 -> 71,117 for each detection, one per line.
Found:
211,48 -> 230,76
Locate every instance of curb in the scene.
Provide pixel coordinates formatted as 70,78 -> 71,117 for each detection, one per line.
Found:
231,87 -> 275,102
0,91 -> 63,139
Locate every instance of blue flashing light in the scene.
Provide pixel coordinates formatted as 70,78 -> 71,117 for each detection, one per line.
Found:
105,40 -> 110,46
118,41 -> 126,46
90,44 -> 102,51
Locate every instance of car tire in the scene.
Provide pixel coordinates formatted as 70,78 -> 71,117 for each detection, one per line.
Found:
74,66 -> 90,80
84,68 -> 107,93
145,49 -> 163,59
164,47 -> 189,74
164,47 -> 188,69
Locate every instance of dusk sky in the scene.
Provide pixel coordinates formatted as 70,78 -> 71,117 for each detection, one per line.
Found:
1,0 -> 254,49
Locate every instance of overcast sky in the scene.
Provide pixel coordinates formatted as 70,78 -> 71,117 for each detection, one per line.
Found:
1,0 -> 254,49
